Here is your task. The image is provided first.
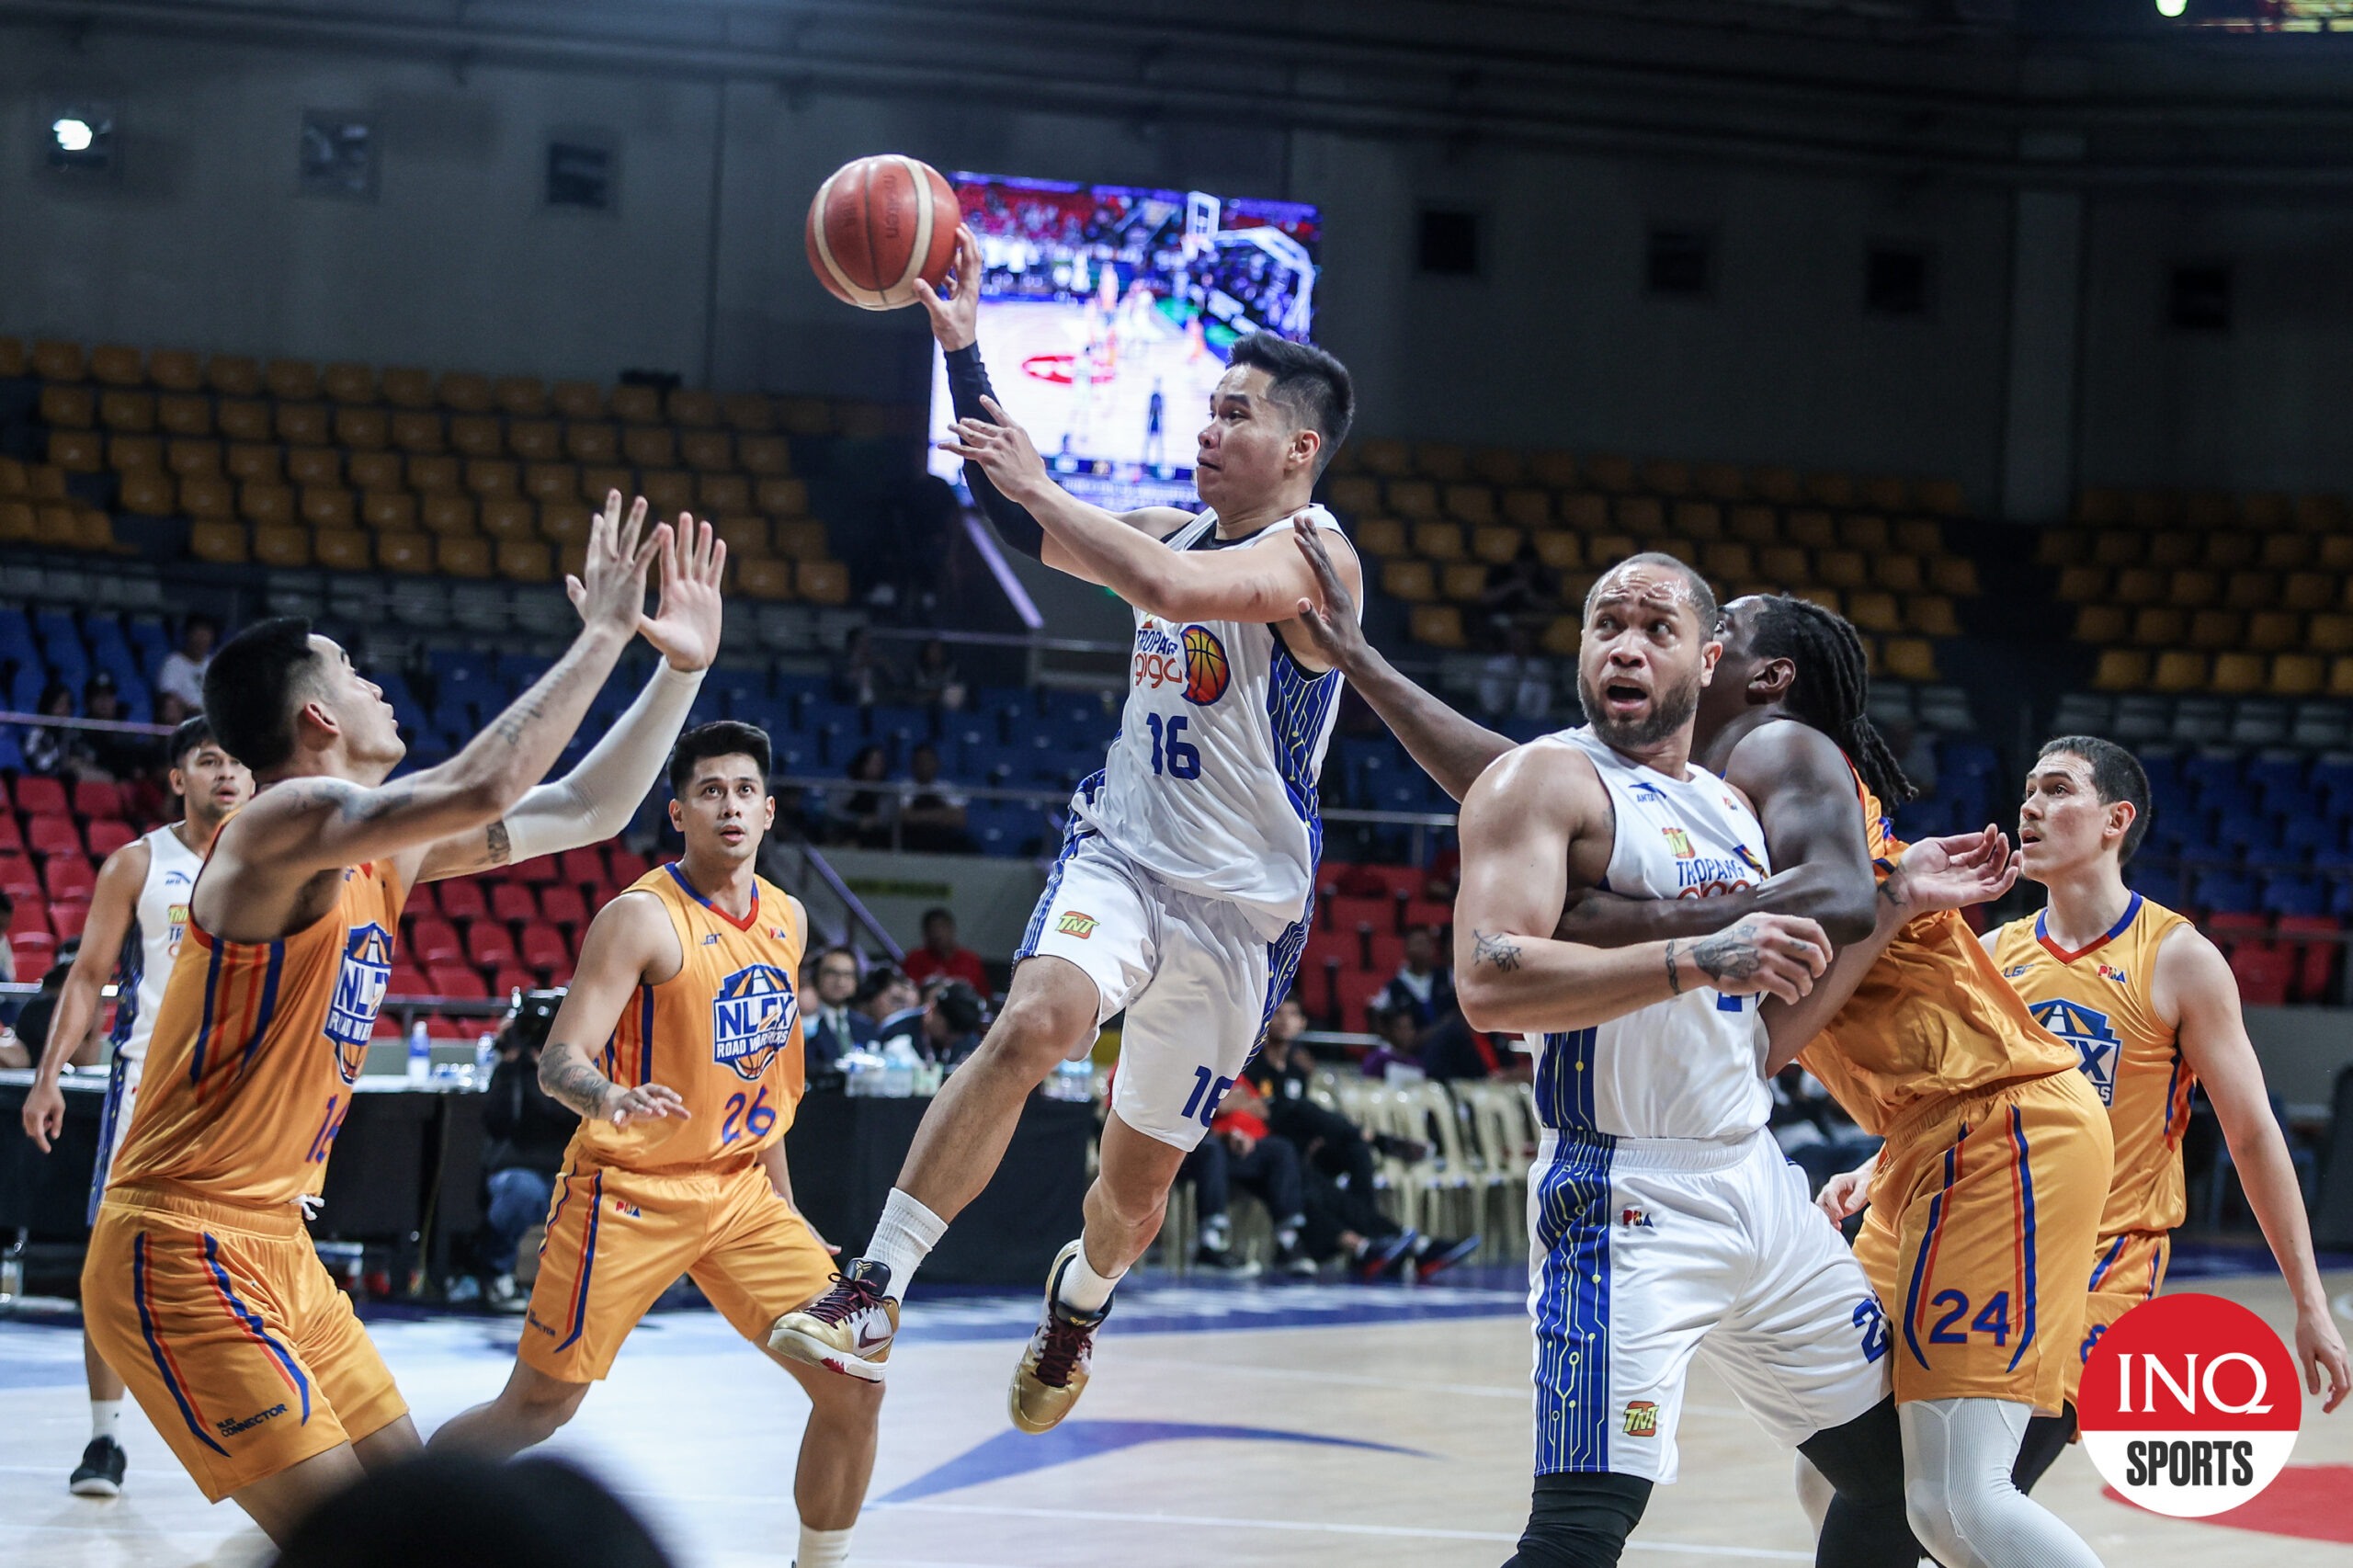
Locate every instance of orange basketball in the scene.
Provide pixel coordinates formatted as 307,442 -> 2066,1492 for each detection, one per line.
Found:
805,154 -> 961,312
1182,625 -> 1231,705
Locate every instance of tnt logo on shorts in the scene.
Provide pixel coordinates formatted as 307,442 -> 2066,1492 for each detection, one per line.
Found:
1622,1402 -> 1658,1437
1057,911 -> 1099,939
2028,997 -> 2121,1107
326,922 -> 393,1084
711,964 -> 798,1083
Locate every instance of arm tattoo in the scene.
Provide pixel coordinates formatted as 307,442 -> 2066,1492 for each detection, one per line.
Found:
484,821 -> 511,867
1691,920 -> 1766,984
538,1041 -> 614,1119
1664,938 -> 1683,995
1472,928 -> 1523,973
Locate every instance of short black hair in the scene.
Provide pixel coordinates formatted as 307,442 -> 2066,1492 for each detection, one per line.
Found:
167,714 -> 220,770
1584,551 -> 1720,631
666,720 -> 772,797
1227,334 -> 1355,476
2038,734 -> 2152,864
921,907 -> 954,931
204,617 -> 320,773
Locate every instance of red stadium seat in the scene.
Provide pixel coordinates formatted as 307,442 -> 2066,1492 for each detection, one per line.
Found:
85,819 -> 135,858
72,778 -> 124,819
1324,896 -> 1390,941
14,778 -> 67,817
491,882 -> 539,924
2277,915 -> 2340,1004
558,847 -> 608,886
12,931 -> 57,975
0,815 -> 24,853
540,884 -> 587,930
1300,954 -> 1342,1024
513,855 -> 560,884
49,901 -> 88,942
2228,943 -> 2293,1007
468,918 -> 518,968
428,964 -> 489,998
490,966 -> 535,999
1366,932 -> 1406,980
1333,863 -> 1421,902
0,854 -> 42,902
520,922 -> 568,972
437,878 -> 490,923
1335,968 -> 1389,1032
608,847 -> 650,883
43,857 -> 94,903
408,916 -> 462,964
1403,898 -> 1454,934
27,815 -> 82,855
585,882 -> 620,915
427,1012 -> 472,1039
1303,925 -> 1354,978
390,963 -> 432,995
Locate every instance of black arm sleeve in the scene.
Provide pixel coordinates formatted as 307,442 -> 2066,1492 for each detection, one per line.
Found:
944,344 -> 1046,560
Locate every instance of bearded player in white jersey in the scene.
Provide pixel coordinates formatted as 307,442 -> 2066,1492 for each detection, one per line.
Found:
772,226 -> 1365,1429
19,715 -> 255,1497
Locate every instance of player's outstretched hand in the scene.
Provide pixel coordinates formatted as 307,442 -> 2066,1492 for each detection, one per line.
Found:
601,1082 -> 689,1128
1677,912 -> 1830,1004
2298,1305 -> 2352,1414
639,512 -> 726,672
1815,1165 -> 1872,1226
1290,514 -> 1369,671
941,394 -> 1051,504
20,1077 -> 65,1153
1884,824 -> 2019,916
566,491 -> 669,640
913,224 -> 983,352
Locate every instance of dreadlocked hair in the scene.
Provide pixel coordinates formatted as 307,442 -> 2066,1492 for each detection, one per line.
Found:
1748,595 -> 1919,807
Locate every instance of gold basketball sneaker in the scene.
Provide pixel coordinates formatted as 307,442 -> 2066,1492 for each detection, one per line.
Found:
1008,1241 -> 1114,1434
767,1259 -> 896,1382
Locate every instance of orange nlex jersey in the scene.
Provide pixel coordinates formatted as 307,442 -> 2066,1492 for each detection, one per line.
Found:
108,862 -> 405,1206
1990,892 -> 2197,1241
570,864 -> 807,1175
1795,767 -> 2077,1135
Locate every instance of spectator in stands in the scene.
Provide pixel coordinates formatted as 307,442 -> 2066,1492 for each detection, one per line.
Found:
830,626 -> 893,708
903,907 -> 987,992
1478,539 -> 1557,643
803,946 -> 875,1077
1476,625 -> 1553,722
917,979 -> 987,1066
1233,994 -> 1425,1182
479,992 -> 578,1312
154,615 -> 215,714
828,743 -> 895,847
852,964 -> 917,1030
896,744 -> 973,853
24,678 -> 92,778
0,945 -> 85,1070
907,638 -> 965,712
1179,1099 -> 1313,1278
81,672 -> 157,783
268,1450 -> 677,1568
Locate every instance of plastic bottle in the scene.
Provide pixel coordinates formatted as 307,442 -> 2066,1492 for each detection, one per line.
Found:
880,1037 -> 920,1098
474,1031 -> 497,1088
406,1018 -> 431,1085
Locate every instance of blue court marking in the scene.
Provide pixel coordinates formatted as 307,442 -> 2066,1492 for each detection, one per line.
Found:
880,1418 -> 1427,1504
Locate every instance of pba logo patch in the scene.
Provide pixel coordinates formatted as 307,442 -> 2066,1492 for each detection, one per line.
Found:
1057,911 -> 1099,939
1618,1207 -> 1654,1230
1622,1401 -> 1658,1437
1660,826 -> 1695,860
2098,962 -> 2131,985
1179,625 -> 1230,706
2028,997 -> 2121,1107
2078,1292 -> 2301,1517
710,964 -> 798,1083
325,922 -> 394,1083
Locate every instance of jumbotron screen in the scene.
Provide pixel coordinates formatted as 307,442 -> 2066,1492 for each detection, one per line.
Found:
927,172 -> 1322,514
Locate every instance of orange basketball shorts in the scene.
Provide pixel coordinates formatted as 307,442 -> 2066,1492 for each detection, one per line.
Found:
81,1185 -> 407,1502
1851,1067 -> 2112,1414
519,1154 -> 835,1383
2064,1228 -> 2170,1407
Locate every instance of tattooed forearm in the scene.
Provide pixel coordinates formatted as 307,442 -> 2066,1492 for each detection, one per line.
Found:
538,1041 -> 614,1119
1472,928 -> 1524,973
484,821 -> 511,867
1690,920 -> 1766,984
1664,938 -> 1683,995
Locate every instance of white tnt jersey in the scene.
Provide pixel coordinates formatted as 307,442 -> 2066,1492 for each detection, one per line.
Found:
1071,506 -> 1354,938
108,824 -> 203,1062
1535,730 -> 1775,1142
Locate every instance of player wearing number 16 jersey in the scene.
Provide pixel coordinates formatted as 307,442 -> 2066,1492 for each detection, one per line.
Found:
773,224 -> 1363,1435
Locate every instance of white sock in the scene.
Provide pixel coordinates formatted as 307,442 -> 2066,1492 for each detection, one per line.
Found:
1055,1240 -> 1123,1315
1898,1397 -> 2104,1568
796,1523 -> 854,1568
866,1189 -> 947,1302
91,1398 -> 123,1443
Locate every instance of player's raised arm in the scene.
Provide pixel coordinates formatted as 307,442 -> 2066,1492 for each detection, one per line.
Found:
536,892 -> 689,1127
1452,744 -> 1830,1035
2159,924 -> 2352,1411
210,494 -> 663,890
1289,517 -> 1514,802
412,516 -> 724,885
17,840 -> 145,1152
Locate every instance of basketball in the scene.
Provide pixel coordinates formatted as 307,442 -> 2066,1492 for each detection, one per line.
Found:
1182,624 -> 1231,705
804,154 -> 961,311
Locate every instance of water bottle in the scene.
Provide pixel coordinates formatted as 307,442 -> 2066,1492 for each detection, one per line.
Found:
880,1038 -> 920,1098
474,1031 -> 497,1088
406,1018 -> 431,1085
1051,1058 -> 1094,1103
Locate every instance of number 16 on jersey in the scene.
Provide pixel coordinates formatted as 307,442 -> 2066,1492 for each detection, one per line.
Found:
1142,714 -> 1201,780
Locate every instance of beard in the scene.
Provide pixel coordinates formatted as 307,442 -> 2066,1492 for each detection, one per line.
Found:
1579,665 -> 1702,751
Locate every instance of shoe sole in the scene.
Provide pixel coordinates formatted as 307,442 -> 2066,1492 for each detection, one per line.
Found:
767,1324 -> 890,1383
69,1477 -> 121,1497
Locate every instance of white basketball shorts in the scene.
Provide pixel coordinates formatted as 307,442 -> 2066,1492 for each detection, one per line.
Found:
1016,826 -> 1309,1151
1529,1125 -> 1891,1483
87,1048 -> 145,1225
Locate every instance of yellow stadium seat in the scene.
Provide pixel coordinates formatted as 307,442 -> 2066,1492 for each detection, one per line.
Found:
574,420 -> 630,470
1413,522 -> 1464,562
32,504 -> 81,548
1441,563 -> 1489,602
46,430 -> 102,472
1744,466 -> 1797,505
23,464 -> 66,501
1357,438 -> 1410,477
1538,614 -> 1579,657
466,460 -> 519,498
39,385 -> 95,428
796,560 -> 850,604
715,516 -> 769,558
2306,613 -> 2353,653
2316,534 -> 2353,573
206,356 -> 262,397
2075,488 -> 2123,525
481,498 -> 538,541
642,472 -> 695,517
1815,550 -> 1868,590
739,436 -> 791,477
1906,597 -> 1960,637
1354,518 -> 1407,557
498,539 -> 555,582
1640,460 -> 1690,496
0,457 -> 19,496
1690,461 -> 1744,501
216,399 -> 270,442
1927,556 -> 1981,597
2146,530 -> 2200,569
252,523 -> 311,567
239,483 -> 294,528
440,372 -> 494,413
611,385 -> 663,425
2222,570 -> 2278,610
1585,454 -> 1635,493
361,490 -> 417,532
346,450 -> 401,490
2200,532 -> 2255,571
391,412 -> 445,453
301,488 -> 354,529
86,343 -> 141,386
2089,648 -> 2148,689
315,528 -> 371,571
1529,451 -> 1579,489
699,473 -> 751,515
558,541 -> 589,579
0,501 -> 34,543
98,391 -> 154,432
189,520 -> 248,563
1836,515 -> 1886,553
496,377 -> 549,417
2072,604 -> 2128,642
2285,572 -> 2335,612
1499,489 -> 1551,530
225,443 -> 280,483
278,403 -> 330,446
2331,657 -> 2353,699
1803,472 -> 1855,508
538,503 -> 592,547
1385,479 -> 1438,521
1588,534 -> 1638,572
623,426 -> 677,470
0,339 -> 24,379
2178,492 -> 2233,530
2241,493 -> 2290,529
1558,494 -> 1609,532
1613,496 -> 1665,536
1415,442 -> 1467,481
1409,605 -> 1467,648
2150,651 -> 2208,692
1444,484 -> 1495,527
2126,490 -> 2178,529
509,421 -> 563,462
2260,533 -> 2313,571
265,359 -> 320,401
2110,567 -> 2164,606
2129,608 -> 2188,646
2271,654 -> 2325,696
1726,506 -> 1778,546
1673,501 -> 1722,540
375,367 -> 430,408
1701,541 -> 1754,581
2092,530 -> 2143,568
1872,554 -> 1922,594
423,494 -> 478,535
1882,638 -> 1939,682
323,362 -> 377,404
450,416 -> 504,460
1532,531 -> 1582,571
2211,652 -> 2264,694
1780,509 -> 1832,550
119,471 -> 176,517
1757,545 -> 1808,585
409,455 -> 460,494
376,531 -> 434,573
678,430 -> 733,473
718,393 -> 771,433
33,339 -> 86,381
178,476 -> 233,520
438,535 -> 494,578
735,557 -> 794,600
284,447 -> 338,488
2296,494 -> 2348,530
2165,570 -> 2220,608
551,381 -> 605,421
1846,591 -> 1902,634
157,393 -> 211,437
1472,526 -> 1523,565
1382,561 -> 1438,602
756,478 -> 808,517
2187,609 -> 2243,649
524,463 -> 580,505
666,389 -> 720,428
1472,448 -> 1525,487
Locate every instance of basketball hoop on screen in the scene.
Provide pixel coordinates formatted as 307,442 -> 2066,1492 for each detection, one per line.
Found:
2078,1291 -> 2302,1517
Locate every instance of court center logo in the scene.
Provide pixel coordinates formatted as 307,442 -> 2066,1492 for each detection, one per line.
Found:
2027,997 -> 2121,1107
325,922 -> 393,1084
1180,624 -> 1229,705
711,963 -> 799,1082
2078,1292 -> 2301,1517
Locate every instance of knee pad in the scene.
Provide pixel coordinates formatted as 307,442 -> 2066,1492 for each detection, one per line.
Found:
1506,1471 -> 1650,1568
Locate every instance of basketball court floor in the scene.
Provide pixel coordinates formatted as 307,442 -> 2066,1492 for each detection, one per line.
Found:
3,1253 -> 2347,1568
